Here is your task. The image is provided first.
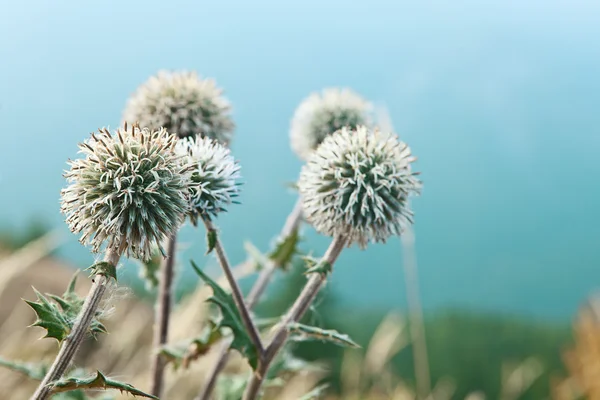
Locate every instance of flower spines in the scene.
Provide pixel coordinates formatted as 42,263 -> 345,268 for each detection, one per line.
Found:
61,124 -> 193,261
176,136 -> 241,225
122,70 -> 234,145
298,126 -> 421,248
290,88 -> 373,160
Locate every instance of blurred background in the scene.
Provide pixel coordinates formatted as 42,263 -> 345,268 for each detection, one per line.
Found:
1,0 -> 599,399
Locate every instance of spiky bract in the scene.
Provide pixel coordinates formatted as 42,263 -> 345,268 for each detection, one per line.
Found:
176,136 -> 241,224
290,88 -> 373,160
61,124 -> 193,261
122,70 -> 234,145
298,126 -> 421,248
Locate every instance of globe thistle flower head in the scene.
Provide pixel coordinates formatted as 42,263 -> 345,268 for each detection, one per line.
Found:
175,136 -> 241,225
290,87 -> 373,160
298,125 -> 422,249
60,123 -> 194,261
122,70 -> 235,145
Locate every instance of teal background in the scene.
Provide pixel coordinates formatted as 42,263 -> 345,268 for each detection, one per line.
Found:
1,0 -> 599,319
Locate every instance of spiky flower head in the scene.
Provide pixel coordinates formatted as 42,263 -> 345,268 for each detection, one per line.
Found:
290,87 -> 373,160
298,125 -> 421,248
175,136 -> 241,225
60,124 -> 193,261
122,70 -> 235,145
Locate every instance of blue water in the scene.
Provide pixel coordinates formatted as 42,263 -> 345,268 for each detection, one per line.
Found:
1,0 -> 599,320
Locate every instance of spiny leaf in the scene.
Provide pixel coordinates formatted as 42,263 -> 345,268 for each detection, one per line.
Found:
191,261 -> 260,370
25,288 -> 71,342
288,322 -> 360,348
268,227 -> 300,270
303,256 -> 332,276
25,277 -> 108,343
0,357 -> 47,380
160,321 -> 223,370
49,370 -> 158,399
298,384 -> 330,400
84,261 -> 117,281
206,228 -> 218,254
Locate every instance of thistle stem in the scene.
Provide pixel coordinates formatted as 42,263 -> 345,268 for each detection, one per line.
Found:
30,249 -> 120,400
196,198 -> 303,400
201,216 -> 265,358
150,232 -> 178,398
242,234 -> 347,400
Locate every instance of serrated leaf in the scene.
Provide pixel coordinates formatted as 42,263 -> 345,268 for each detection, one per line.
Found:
25,288 -> 71,342
288,322 -> 360,348
49,370 -> 158,399
25,276 -> 107,343
268,228 -> 300,270
298,384 -> 330,400
84,261 -> 117,281
191,261 -> 260,370
206,228 -> 217,255
0,357 -> 47,380
160,321 -> 223,370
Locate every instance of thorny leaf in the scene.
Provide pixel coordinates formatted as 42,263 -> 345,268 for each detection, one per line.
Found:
206,228 -> 218,255
0,357 -> 47,380
25,273 -> 107,343
268,228 -> 301,270
49,370 -> 158,399
298,384 -> 330,400
303,256 -> 332,276
160,321 -> 223,370
84,261 -> 117,281
191,261 -> 260,370
288,322 -> 360,348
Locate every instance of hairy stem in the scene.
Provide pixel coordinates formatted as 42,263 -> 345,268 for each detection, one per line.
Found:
150,232 -> 178,398
202,216 -> 265,358
196,198 -> 303,400
242,234 -> 347,400
30,249 -> 120,400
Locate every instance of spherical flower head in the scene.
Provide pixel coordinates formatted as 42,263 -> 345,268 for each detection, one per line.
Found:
175,136 -> 241,225
290,87 -> 373,160
60,124 -> 193,261
122,70 -> 235,145
298,125 -> 422,248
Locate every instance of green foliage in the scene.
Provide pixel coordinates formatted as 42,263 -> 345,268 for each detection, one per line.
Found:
84,261 -> 117,281
191,261 -> 260,370
298,384 -> 330,400
205,228 -> 217,254
0,357 -> 47,380
25,273 -> 107,343
268,227 -> 301,270
160,321 -> 223,370
303,256 -> 332,276
50,370 -> 157,399
137,250 -> 161,290
288,322 -> 360,348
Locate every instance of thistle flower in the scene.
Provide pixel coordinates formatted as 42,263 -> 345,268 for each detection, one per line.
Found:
290,87 -> 373,160
298,125 -> 421,248
60,124 -> 193,261
122,70 -> 235,145
176,136 -> 241,225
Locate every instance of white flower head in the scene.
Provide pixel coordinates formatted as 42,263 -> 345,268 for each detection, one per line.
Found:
61,124 -> 193,261
122,70 -> 235,145
290,87 -> 373,160
176,136 -> 241,225
298,125 -> 422,248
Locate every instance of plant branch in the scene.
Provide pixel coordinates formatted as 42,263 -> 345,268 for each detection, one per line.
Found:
201,216 -> 265,358
242,234 -> 347,400
30,249 -> 120,400
150,232 -> 178,398
195,198 -> 303,400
